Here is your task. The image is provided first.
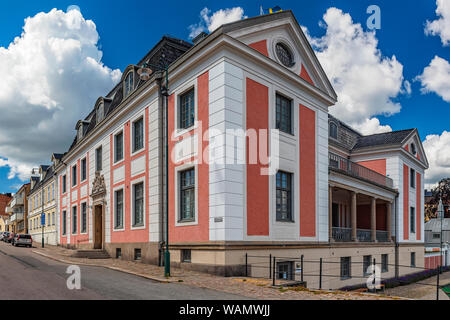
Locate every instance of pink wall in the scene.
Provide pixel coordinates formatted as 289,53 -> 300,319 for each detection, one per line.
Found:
403,164 -> 409,240
357,159 -> 387,176
246,78 -> 269,236
249,40 -> 269,57
168,71 -> 210,243
299,104 -> 316,237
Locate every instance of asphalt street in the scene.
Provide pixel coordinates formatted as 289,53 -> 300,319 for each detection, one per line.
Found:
0,241 -> 247,300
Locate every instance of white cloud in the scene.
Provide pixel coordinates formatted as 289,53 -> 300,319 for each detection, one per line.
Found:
305,8 -> 407,134
425,0 -> 450,46
0,8 -> 121,182
423,131 -> 450,186
188,7 -> 247,39
417,55 -> 450,102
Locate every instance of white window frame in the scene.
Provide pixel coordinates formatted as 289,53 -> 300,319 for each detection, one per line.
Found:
114,129 -> 125,165
80,201 -> 88,235
95,146 -> 103,173
175,162 -> 198,227
271,86 -> 297,138
113,186 -> 125,231
174,79 -> 198,137
97,102 -> 104,124
72,165 -> 78,187
80,157 -> 87,182
62,210 -> 67,236
131,176 -> 146,230
124,70 -> 135,98
62,175 -> 67,194
131,111 -> 145,156
71,205 -> 78,235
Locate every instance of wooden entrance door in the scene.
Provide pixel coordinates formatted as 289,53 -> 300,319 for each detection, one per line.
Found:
94,205 -> 103,249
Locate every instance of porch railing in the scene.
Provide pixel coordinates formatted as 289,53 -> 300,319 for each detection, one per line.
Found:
332,227 -> 352,242
376,230 -> 390,242
332,227 -> 391,242
357,229 -> 372,242
329,152 -> 394,189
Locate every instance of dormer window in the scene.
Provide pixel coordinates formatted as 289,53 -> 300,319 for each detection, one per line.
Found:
78,126 -> 83,141
97,102 -> 104,124
124,71 -> 134,97
329,122 -> 338,139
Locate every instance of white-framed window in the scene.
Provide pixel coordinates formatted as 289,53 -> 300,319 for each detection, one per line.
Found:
72,165 -> 77,187
179,167 -> 195,222
96,146 -> 102,172
97,102 -> 104,124
132,117 -> 144,153
72,206 -> 77,235
81,158 -> 87,182
114,131 -> 124,163
114,188 -> 124,230
329,121 -> 338,139
62,175 -> 67,194
62,210 -> 67,235
179,88 -> 195,130
410,207 -> 416,234
276,171 -> 293,222
410,168 -> 416,189
124,71 -> 134,97
275,93 -> 293,135
81,202 -> 87,234
132,181 -> 144,228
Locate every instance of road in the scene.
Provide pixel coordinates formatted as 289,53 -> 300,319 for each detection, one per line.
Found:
0,241 -> 248,300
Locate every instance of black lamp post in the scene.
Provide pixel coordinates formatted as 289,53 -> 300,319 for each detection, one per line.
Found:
137,61 -> 170,277
437,181 -> 445,300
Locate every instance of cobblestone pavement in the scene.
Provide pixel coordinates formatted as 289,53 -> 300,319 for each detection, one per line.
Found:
385,271 -> 450,300
31,245 -> 400,300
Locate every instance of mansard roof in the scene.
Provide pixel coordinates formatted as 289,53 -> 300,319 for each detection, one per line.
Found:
353,129 -> 416,150
30,165 -> 55,194
67,35 -> 192,153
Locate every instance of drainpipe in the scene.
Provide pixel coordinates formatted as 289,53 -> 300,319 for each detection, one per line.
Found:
155,73 -> 165,267
395,194 -> 399,278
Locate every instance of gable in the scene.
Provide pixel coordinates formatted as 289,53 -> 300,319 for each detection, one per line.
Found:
224,11 -> 336,100
402,131 -> 429,168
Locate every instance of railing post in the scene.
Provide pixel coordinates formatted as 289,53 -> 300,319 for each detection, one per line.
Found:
245,253 -> 248,277
319,258 -> 323,290
372,258 -> 376,293
301,255 -> 304,283
273,256 -> 276,286
269,254 -> 272,279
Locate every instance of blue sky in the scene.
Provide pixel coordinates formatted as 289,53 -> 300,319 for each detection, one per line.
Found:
0,0 -> 449,193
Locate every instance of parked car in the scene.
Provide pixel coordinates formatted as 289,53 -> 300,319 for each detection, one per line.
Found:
1,232 -> 10,242
6,232 -> 15,243
12,234 -> 32,248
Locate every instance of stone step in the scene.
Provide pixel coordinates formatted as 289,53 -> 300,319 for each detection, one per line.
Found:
71,249 -> 111,259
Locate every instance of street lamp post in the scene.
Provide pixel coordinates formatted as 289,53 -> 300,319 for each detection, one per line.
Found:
437,181 -> 445,300
137,61 -> 170,277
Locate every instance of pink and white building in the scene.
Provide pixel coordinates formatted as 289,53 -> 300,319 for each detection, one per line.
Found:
54,11 -> 428,288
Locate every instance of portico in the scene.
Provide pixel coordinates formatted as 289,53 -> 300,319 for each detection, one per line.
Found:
328,154 -> 397,243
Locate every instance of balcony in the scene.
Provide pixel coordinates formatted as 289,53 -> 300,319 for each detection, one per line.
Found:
10,196 -> 24,208
10,212 -> 24,222
332,227 -> 391,242
329,153 -> 394,189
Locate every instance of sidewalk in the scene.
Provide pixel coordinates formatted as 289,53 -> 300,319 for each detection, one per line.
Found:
32,245 -> 399,300
385,271 -> 450,300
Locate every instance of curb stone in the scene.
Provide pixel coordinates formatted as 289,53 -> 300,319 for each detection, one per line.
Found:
32,250 -> 178,283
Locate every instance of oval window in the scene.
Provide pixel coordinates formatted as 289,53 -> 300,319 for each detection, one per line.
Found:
275,43 -> 295,68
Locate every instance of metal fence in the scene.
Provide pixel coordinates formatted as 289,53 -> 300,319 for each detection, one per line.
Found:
244,253 -> 450,299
